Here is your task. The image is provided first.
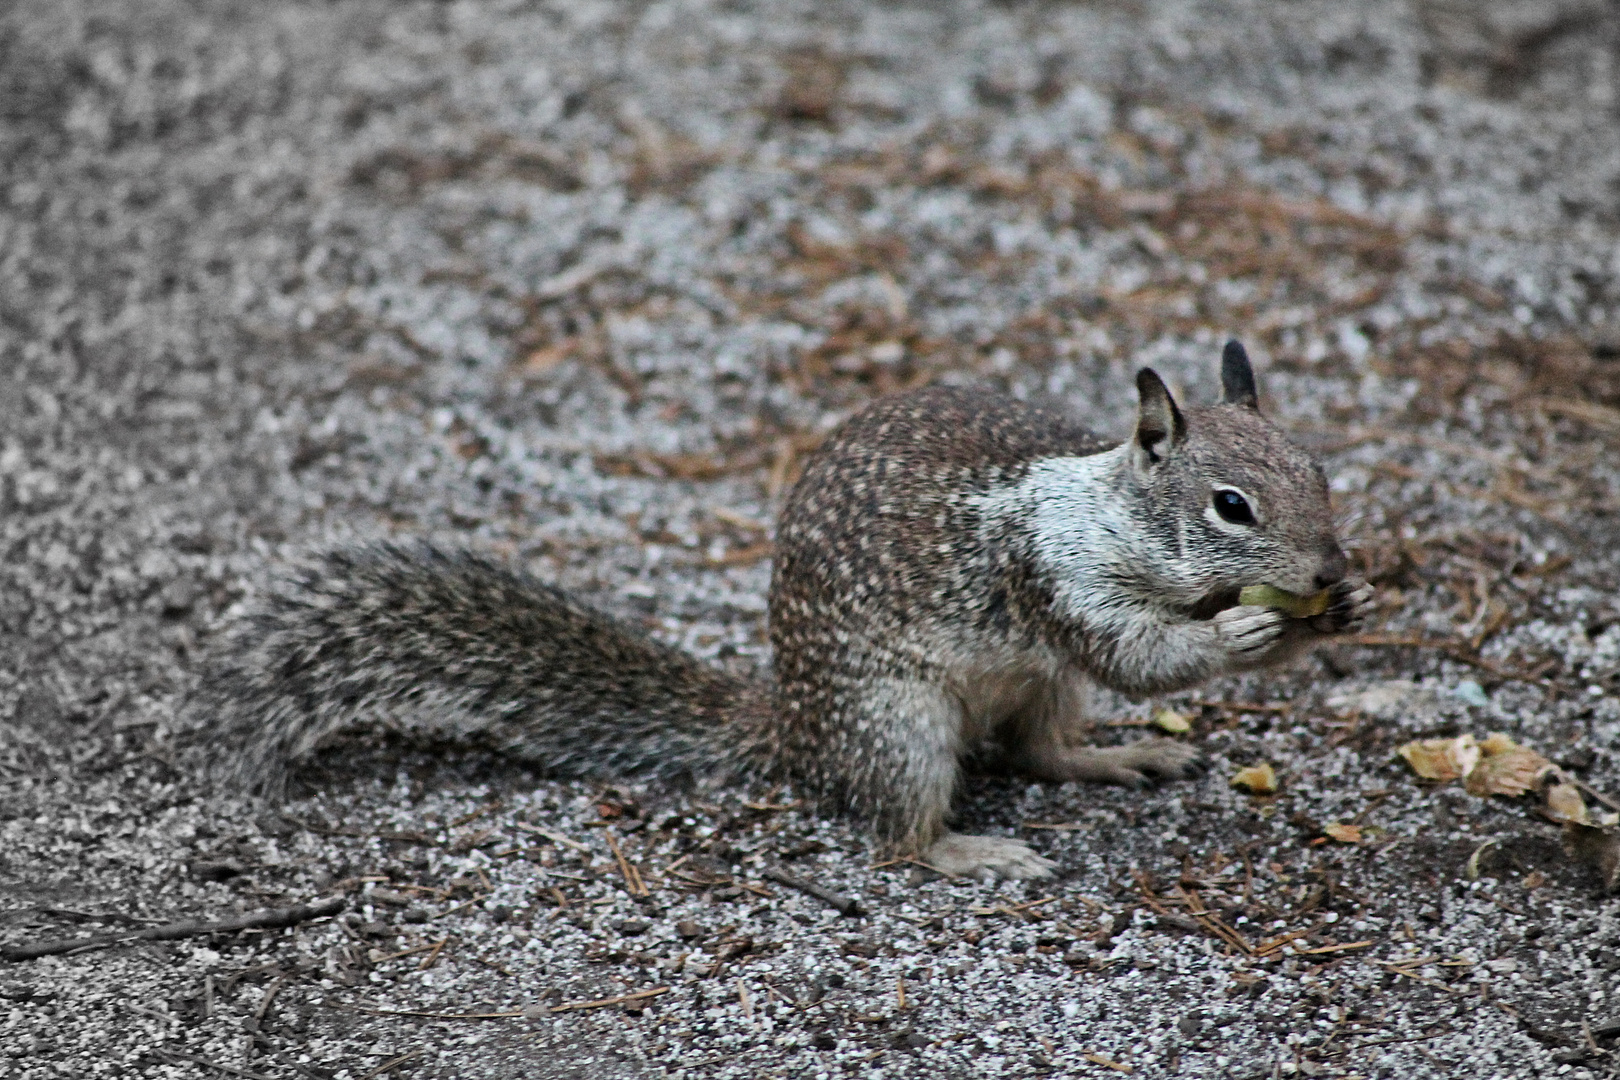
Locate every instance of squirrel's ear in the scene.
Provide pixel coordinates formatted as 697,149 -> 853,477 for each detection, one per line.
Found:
1220,339 -> 1260,409
1133,368 -> 1185,469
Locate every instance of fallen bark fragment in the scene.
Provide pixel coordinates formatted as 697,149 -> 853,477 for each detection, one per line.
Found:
1,897 -> 347,962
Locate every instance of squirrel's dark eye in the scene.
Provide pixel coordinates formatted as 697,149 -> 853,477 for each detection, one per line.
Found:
1213,489 -> 1255,525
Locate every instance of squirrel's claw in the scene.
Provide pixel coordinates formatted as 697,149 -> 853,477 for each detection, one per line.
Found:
1109,738 -> 1206,784
1308,579 -> 1375,635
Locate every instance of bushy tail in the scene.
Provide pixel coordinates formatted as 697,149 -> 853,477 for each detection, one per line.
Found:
190,541 -> 778,799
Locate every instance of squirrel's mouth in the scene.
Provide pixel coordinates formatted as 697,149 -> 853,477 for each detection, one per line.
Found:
1184,586 -> 1242,621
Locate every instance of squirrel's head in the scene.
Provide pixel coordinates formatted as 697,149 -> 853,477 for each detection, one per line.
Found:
1126,341 -> 1346,604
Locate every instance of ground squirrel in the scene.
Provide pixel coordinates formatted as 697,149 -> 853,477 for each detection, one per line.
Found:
196,342 -> 1372,879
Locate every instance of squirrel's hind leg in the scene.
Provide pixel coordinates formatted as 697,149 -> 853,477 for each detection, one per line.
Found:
817,675 -> 1054,880
1008,667 -> 1205,788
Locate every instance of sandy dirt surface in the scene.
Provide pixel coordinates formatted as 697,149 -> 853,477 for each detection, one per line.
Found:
3,1 -> 1619,1077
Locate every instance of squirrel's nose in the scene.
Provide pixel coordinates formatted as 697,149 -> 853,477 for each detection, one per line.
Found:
1313,548 -> 1348,590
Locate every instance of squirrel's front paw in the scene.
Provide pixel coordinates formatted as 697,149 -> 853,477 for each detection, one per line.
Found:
1307,579 -> 1375,635
1214,604 -> 1289,656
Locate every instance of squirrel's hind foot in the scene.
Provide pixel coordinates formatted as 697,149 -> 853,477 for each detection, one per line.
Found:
1020,737 -> 1205,788
922,833 -> 1056,880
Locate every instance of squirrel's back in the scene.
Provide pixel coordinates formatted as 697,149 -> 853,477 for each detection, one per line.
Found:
194,542 -> 776,798
771,385 -> 1113,649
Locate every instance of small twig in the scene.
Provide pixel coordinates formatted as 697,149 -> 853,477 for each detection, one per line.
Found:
281,815 -> 366,839
968,896 -> 1059,917
355,1005 -> 524,1020
375,941 -> 443,963
705,541 -> 774,568
1343,633 -> 1547,685
448,801 -> 502,828
549,985 -> 670,1012
389,883 -> 453,899
357,1049 -> 426,1080
217,961 -> 286,997
1254,921 -> 1326,957
431,898 -> 483,922
1486,892 -> 1524,917
26,907 -> 164,927
1352,1026 -> 1456,1049
154,1051 -> 277,1080
416,937 -> 450,970
1373,960 -> 1461,994
512,822 -> 592,853
353,985 -> 670,1021
251,974 -> 289,1030
1574,779 -> 1620,814
327,875 -> 391,892
1193,700 -> 1291,714
469,955 -> 514,977
605,830 -> 651,898
1081,1051 -> 1134,1073
760,868 -> 864,917
1173,887 -> 1254,956
121,1001 -> 179,1024
1294,940 -> 1374,956
1,897 -> 346,962
278,1055 -> 330,1080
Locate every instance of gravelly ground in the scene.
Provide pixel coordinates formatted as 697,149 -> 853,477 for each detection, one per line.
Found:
3,1 -> 1620,1078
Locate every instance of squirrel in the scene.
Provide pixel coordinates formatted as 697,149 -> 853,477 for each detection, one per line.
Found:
194,341 -> 1373,879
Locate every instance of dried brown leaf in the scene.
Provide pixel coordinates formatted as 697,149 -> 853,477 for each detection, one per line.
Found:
1544,781 -> 1590,826
1398,734 -> 1479,782
522,337 -> 579,373
1463,734 -> 1553,797
1322,823 -> 1362,844
1230,762 -> 1278,795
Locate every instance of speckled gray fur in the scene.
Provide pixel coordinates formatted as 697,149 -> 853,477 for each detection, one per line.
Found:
769,356 -> 1370,862
195,543 -> 777,800
199,352 -> 1370,875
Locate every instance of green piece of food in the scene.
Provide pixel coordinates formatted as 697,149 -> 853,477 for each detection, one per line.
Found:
1239,584 -> 1332,618
1153,708 -> 1191,734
